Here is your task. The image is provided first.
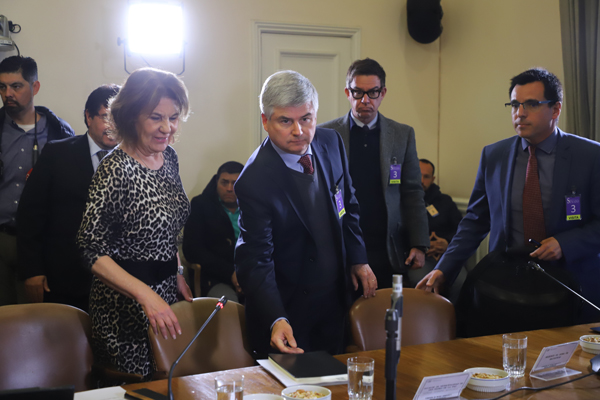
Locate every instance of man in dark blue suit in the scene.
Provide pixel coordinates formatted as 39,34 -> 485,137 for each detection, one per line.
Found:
235,71 -> 377,355
17,84 -> 120,312
417,68 -> 600,321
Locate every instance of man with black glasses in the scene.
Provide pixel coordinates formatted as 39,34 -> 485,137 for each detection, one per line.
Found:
417,68 -> 600,322
320,58 -> 429,288
0,56 -> 74,306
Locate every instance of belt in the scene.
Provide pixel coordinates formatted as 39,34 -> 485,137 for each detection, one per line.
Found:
0,224 -> 17,236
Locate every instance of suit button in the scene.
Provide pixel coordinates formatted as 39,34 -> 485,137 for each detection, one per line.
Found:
309,258 -> 314,262
303,290 -> 308,295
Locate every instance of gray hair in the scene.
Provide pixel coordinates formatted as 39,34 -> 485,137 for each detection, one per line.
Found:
259,70 -> 319,119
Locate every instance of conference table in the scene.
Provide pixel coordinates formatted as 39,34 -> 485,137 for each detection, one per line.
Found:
123,323 -> 600,399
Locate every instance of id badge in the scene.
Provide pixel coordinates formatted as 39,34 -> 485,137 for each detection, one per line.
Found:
334,188 -> 346,218
566,195 -> 581,221
389,164 -> 401,184
426,204 -> 439,217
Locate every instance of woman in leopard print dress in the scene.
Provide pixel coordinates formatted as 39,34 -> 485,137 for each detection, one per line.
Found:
77,68 -> 193,383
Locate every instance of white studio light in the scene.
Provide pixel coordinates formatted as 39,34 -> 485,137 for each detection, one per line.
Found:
128,2 -> 183,55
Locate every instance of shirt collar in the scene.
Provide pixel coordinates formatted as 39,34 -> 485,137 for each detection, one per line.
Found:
520,129 -> 558,155
87,132 -> 104,158
350,112 -> 378,130
270,139 -> 313,172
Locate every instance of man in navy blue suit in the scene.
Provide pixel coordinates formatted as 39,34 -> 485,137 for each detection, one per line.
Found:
235,71 -> 377,355
417,68 -> 600,321
17,84 -> 120,312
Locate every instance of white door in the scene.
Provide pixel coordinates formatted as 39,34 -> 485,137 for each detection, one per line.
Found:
254,23 -> 360,143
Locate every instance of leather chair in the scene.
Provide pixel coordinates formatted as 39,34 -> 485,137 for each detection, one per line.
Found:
149,297 -> 255,380
455,250 -> 582,337
348,288 -> 456,352
0,303 -> 94,391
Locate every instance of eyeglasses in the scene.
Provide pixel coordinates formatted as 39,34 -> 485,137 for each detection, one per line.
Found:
348,88 -> 383,100
504,100 -> 556,111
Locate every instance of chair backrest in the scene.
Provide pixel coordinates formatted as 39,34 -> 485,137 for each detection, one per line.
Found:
0,303 -> 94,391
149,298 -> 255,380
348,288 -> 456,351
455,250 -> 581,337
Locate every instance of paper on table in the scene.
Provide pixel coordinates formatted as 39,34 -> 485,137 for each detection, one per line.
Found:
258,359 -> 348,387
413,372 -> 470,400
74,386 -> 127,400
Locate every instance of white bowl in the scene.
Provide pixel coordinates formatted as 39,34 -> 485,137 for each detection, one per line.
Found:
281,385 -> 331,400
580,335 -> 600,354
464,367 -> 509,393
244,395 -> 284,400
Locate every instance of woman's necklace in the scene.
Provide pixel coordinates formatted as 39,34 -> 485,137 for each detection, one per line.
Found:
135,150 -> 163,170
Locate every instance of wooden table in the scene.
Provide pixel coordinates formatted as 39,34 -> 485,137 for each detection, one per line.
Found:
123,323 -> 600,399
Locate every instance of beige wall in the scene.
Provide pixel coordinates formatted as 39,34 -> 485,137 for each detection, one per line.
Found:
1,0 -> 562,199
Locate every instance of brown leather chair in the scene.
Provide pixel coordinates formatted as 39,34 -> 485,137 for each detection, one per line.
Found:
149,297 -> 255,380
0,303 -> 94,391
348,288 -> 456,352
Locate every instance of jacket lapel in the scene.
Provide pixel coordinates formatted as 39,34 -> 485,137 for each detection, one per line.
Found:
502,136 -> 520,243
548,129 -> 571,235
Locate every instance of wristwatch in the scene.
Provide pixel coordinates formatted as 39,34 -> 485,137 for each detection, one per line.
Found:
177,265 -> 184,275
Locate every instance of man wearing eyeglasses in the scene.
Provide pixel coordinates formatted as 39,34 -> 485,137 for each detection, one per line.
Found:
320,58 -> 429,288
417,68 -> 600,321
0,56 -> 74,306
16,84 -> 120,312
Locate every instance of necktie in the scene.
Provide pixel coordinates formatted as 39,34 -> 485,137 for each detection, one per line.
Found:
97,150 -> 109,161
299,154 -> 314,175
522,145 -> 546,244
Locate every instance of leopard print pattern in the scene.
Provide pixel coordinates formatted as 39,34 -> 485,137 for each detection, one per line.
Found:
89,275 -> 178,380
77,146 -> 190,266
77,146 -> 190,382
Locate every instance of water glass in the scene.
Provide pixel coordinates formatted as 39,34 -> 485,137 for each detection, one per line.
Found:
215,373 -> 244,400
503,333 -> 527,377
347,356 -> 374,400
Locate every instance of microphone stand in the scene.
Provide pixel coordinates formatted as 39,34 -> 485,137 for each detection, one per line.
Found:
168,296 -> 228,400
528,262 -> 600,313
385,275 -> 403,400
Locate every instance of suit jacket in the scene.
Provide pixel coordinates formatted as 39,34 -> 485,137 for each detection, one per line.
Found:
234,128 -> 368,353
436,129 -> 600,307
17,134 -> 95,296
319,112 -> 429,271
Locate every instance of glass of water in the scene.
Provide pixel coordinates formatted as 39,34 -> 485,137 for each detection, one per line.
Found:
214,373 -> 244,400
503,333 -> 527,377
347,356 -> 374,400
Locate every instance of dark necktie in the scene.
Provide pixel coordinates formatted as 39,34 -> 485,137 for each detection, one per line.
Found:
299,154 -> 314,175
522,145 -> 546,244
97,150 -> 108,161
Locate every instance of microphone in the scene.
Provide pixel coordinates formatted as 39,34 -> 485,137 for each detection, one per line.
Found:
528,261 -> 600,313
168,296 -> 228,400
385,275 -> 402,400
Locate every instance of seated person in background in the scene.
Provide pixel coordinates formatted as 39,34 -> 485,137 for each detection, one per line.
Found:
407,159 -> 462,287
183,161 -> 244,302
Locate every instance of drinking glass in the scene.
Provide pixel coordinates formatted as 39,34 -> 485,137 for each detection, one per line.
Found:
214,373 -> 244,400
503,333 -> 527,377
347,356 -> 374,400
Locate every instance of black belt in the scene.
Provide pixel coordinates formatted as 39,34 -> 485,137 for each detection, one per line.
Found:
0,224 -> 17,236
114,257 -> 177,286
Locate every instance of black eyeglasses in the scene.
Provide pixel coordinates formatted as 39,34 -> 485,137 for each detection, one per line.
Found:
348,88 -> 383,100
504,100 -> 556,111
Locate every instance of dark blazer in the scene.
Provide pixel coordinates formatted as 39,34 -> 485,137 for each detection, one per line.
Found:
234,128 -> 368,353
183,174 -> 236,296
17,134 -> 95,297
436,129 -> 600,309
319,112 -> 429,272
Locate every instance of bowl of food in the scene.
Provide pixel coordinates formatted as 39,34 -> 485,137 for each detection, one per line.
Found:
580,335 -> 600,354
281,385 -> 331,400
464,367 -> 509,393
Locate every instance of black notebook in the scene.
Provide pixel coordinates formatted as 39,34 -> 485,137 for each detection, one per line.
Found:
268,351 -> 348,384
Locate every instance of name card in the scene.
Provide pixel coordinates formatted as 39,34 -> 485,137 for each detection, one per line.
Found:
413,372 -> 470,400
530,341 -> 581,381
